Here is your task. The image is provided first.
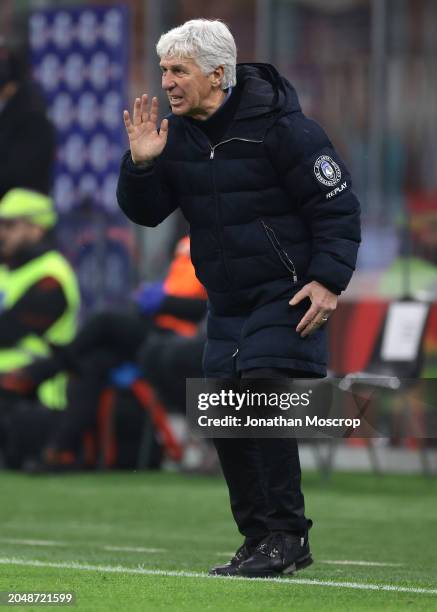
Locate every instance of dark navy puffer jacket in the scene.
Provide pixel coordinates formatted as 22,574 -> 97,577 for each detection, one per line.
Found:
117,63 -> 361,377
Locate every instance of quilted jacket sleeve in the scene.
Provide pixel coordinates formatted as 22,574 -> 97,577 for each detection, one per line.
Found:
265,113 -> 361,294
116,151 -> 178,227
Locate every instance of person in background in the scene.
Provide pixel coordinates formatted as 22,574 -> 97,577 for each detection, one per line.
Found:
133,235 -> 207,337
0,188 -> 80,468
0,235 -> 206,470
0,40 -> 55,199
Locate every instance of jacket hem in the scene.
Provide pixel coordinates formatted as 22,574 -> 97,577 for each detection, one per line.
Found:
237,356 -> 326,376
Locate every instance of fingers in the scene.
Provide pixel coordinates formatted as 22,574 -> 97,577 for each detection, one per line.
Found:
159,118 -> 169,141
123,109 -> 133,133
132,96 -> 142,125
299,311 -> 330,338
290,280 -> 337,337
149,96 -> 159,125
295,303 -> 319,335
140,94 -> 149,123
289,288 -> 307,306
131,94 -> 158,127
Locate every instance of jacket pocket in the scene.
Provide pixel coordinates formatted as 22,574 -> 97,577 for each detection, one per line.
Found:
260,219 -> 298,282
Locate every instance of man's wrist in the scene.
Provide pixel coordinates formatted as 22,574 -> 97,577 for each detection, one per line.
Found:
308,277 -> 341,296
127,155 -> 155,173
131,156 -> 154,169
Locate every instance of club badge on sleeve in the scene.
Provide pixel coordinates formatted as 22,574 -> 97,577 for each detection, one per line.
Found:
314,155 -> 342,187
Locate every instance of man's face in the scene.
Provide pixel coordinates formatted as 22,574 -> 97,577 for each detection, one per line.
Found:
159,56 -> 222,119
0,218 -> 43,259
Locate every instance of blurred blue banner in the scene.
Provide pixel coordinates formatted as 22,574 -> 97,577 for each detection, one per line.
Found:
29,5 -> 135,310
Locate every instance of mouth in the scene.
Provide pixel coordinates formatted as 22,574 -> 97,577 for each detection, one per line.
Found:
169,95 -> 184,106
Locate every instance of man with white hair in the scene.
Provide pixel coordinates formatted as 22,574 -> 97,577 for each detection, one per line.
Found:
117,19 -> 360,577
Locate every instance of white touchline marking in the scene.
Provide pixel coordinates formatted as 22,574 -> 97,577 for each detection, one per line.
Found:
103,546 -> 165,553
0,541 -> 406,567
0,538 -> 166,554
321,560 -> 404,568
0,538 -> 66,547
0,558 -> 436,595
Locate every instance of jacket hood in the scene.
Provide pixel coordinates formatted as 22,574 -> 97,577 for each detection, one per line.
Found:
234,63 -> 301,120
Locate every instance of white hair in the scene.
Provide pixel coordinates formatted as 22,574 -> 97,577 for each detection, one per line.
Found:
156,19 -> 237,90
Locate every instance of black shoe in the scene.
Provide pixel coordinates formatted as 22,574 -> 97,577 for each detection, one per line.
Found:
237,531 -> 313,578
209,541 -> 259,576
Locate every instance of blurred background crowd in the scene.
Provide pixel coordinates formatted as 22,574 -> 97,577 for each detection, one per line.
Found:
0,0 -> 435,476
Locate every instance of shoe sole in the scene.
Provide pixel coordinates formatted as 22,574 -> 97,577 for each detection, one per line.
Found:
238,553 -> 313,579
208,568 -> 240,576
283,552 -> 313,575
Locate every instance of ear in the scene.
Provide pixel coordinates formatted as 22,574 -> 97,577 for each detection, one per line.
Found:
210,65 -> 224,88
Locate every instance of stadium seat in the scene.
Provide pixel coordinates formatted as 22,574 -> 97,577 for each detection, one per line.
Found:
96,363 -> 183,469
321,299 -> 433,477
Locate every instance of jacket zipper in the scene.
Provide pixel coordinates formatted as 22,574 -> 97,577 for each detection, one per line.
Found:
209,137 -> 264,286
260,219 -> 298,283
209,137 -> 263,159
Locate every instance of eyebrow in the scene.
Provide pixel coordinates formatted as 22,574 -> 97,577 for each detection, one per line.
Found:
160,64 -> 186,71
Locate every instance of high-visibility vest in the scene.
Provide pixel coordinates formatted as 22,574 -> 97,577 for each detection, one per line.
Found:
0,250 -> 80,409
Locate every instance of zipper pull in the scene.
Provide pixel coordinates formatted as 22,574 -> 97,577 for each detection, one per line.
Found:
210,148 -> 215,160
292,273 -> 298,283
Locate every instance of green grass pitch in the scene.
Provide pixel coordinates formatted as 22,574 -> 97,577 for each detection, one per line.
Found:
0,469 -> 436,611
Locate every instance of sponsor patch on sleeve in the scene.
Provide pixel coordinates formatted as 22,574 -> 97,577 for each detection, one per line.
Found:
325,181 -> 348,199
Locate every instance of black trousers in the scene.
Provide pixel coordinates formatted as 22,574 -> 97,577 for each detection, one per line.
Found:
213,367 -> 313,542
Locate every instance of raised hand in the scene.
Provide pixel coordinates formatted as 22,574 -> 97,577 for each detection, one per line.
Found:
123,94 -> 168,164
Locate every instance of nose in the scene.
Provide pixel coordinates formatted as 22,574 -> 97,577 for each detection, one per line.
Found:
162,72 -> 175,91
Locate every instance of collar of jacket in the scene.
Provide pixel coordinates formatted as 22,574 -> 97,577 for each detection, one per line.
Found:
172,62 -> 302,144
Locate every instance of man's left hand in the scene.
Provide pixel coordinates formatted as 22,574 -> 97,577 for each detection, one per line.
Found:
289,281 -> 337,337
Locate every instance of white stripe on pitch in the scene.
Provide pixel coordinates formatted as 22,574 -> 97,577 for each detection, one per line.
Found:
0,558 -> 436,595
0,540 -> 406,567
320,559 -> 404,567
0,538 -> 164,554
0,538 -> 66,547
0,540 -> 404,567
103,546 -> 165,553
